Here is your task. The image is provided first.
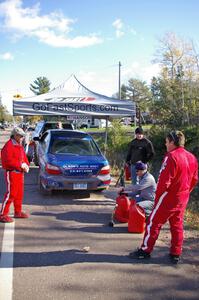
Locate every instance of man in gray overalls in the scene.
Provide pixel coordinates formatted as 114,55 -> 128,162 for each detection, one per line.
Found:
121,161 -> 156,217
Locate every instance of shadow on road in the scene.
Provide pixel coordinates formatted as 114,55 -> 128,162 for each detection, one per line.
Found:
30,210 -> 128,234
24,193 -> 115,206
32,210 -> 111,223
1,246 -> 187,268
0,167 -> 116,207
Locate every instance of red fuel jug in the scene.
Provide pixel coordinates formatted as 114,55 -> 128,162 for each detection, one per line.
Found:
128,200 -> 146,233
114,194 -> 131,223
124,164 -> 131,181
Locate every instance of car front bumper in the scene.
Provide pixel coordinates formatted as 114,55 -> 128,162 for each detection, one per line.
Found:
39,173 -> 111,191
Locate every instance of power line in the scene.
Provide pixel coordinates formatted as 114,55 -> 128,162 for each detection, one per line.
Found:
118,61 -> 122,99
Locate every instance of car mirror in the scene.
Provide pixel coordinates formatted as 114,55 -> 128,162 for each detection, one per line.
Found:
33,136 -> 40,141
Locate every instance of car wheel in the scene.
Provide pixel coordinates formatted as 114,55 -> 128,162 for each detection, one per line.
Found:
94,189 -> 105,193
39,178 -> 52,196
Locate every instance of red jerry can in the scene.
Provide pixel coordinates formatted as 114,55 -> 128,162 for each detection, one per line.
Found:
114,194 -> 131,223
128,200 -> 146,233
124,164 -> 131,181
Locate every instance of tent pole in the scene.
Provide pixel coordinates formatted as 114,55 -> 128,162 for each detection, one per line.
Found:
104,117 -> 108,155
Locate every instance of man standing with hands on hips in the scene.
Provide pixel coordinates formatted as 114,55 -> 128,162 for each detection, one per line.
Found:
0,127 -> 30,223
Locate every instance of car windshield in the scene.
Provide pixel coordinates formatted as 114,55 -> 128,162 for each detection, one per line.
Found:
50,137 -> 100,156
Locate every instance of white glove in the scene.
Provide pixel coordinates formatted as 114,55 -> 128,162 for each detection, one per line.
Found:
21,162 -> 29,173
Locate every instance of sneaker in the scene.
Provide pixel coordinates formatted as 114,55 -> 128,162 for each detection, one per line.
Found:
129,248 -> 151,259
14,211 -> 29,218
0,215 -> 14,223
169,254 -> 180,264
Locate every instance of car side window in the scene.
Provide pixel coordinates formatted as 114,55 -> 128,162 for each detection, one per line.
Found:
41,124 -> 52,135
40,132 -> 50,149
34,122 -> 44,135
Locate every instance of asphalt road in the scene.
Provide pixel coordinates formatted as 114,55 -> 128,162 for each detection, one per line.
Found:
0,128 -> 199,300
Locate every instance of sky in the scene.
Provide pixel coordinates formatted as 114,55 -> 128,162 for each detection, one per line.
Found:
0,0 -> 199,113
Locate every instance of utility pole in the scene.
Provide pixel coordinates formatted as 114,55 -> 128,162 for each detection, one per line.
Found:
118,61 -> 121,99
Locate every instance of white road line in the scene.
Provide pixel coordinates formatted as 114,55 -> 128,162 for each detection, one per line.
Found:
0,221 -> 15,300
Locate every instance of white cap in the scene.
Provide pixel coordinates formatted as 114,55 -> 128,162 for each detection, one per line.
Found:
11,127 -> 26,137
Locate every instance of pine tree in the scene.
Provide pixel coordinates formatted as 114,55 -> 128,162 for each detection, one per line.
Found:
30,76 -> 51,95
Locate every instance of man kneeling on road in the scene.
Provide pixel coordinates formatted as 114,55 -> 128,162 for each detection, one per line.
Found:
0,127 -> 30,223
121,161 -> 156,217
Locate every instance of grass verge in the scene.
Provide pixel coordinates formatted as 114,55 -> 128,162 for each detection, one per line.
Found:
185,209 -> 199,230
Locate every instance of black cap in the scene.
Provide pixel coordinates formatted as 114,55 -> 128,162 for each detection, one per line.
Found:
135,127 -> 144,134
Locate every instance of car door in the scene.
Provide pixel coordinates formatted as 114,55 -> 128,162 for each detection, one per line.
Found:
38,132 -> 51,171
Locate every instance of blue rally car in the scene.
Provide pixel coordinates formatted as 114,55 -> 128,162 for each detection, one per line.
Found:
33,129 -> 111,194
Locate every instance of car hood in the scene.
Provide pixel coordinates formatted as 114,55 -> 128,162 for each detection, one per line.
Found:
47,153 -> 108,176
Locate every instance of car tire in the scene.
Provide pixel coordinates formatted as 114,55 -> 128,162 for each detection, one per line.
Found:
39,177 -> 52,196
94,189 -> 105,193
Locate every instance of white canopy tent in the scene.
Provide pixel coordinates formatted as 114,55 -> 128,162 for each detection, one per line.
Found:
13,75 -> 136,153
13,75 -> 135,117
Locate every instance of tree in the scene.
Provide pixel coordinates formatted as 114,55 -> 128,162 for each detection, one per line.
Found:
106,120 -> 130,169
25,115 -> 43,124
0,105 -> 12,122
121,78 -> 152,126
120,84 -> 128,100
151,32 -> 199,126
30,76 -> 51,95
112,84 -> 128,100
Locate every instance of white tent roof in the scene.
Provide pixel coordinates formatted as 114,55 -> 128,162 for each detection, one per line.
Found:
13,75 -> 135,117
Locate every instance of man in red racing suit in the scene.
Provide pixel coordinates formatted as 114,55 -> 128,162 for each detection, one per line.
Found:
129,130 -> 198,263
0,127 -> 30,223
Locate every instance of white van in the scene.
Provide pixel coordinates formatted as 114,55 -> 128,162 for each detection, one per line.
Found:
75,117 -> 101,129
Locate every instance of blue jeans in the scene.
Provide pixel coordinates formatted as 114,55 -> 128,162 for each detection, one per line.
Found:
131,164 -> 138,184
128,194 -> 154,217
135,195 -> 154,217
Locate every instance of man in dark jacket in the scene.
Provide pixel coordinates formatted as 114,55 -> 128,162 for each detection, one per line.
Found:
126,127 -> 155,184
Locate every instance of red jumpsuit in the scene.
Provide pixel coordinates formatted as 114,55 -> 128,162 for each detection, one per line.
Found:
141,147 -> 198,256
0,139 -> 29,216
